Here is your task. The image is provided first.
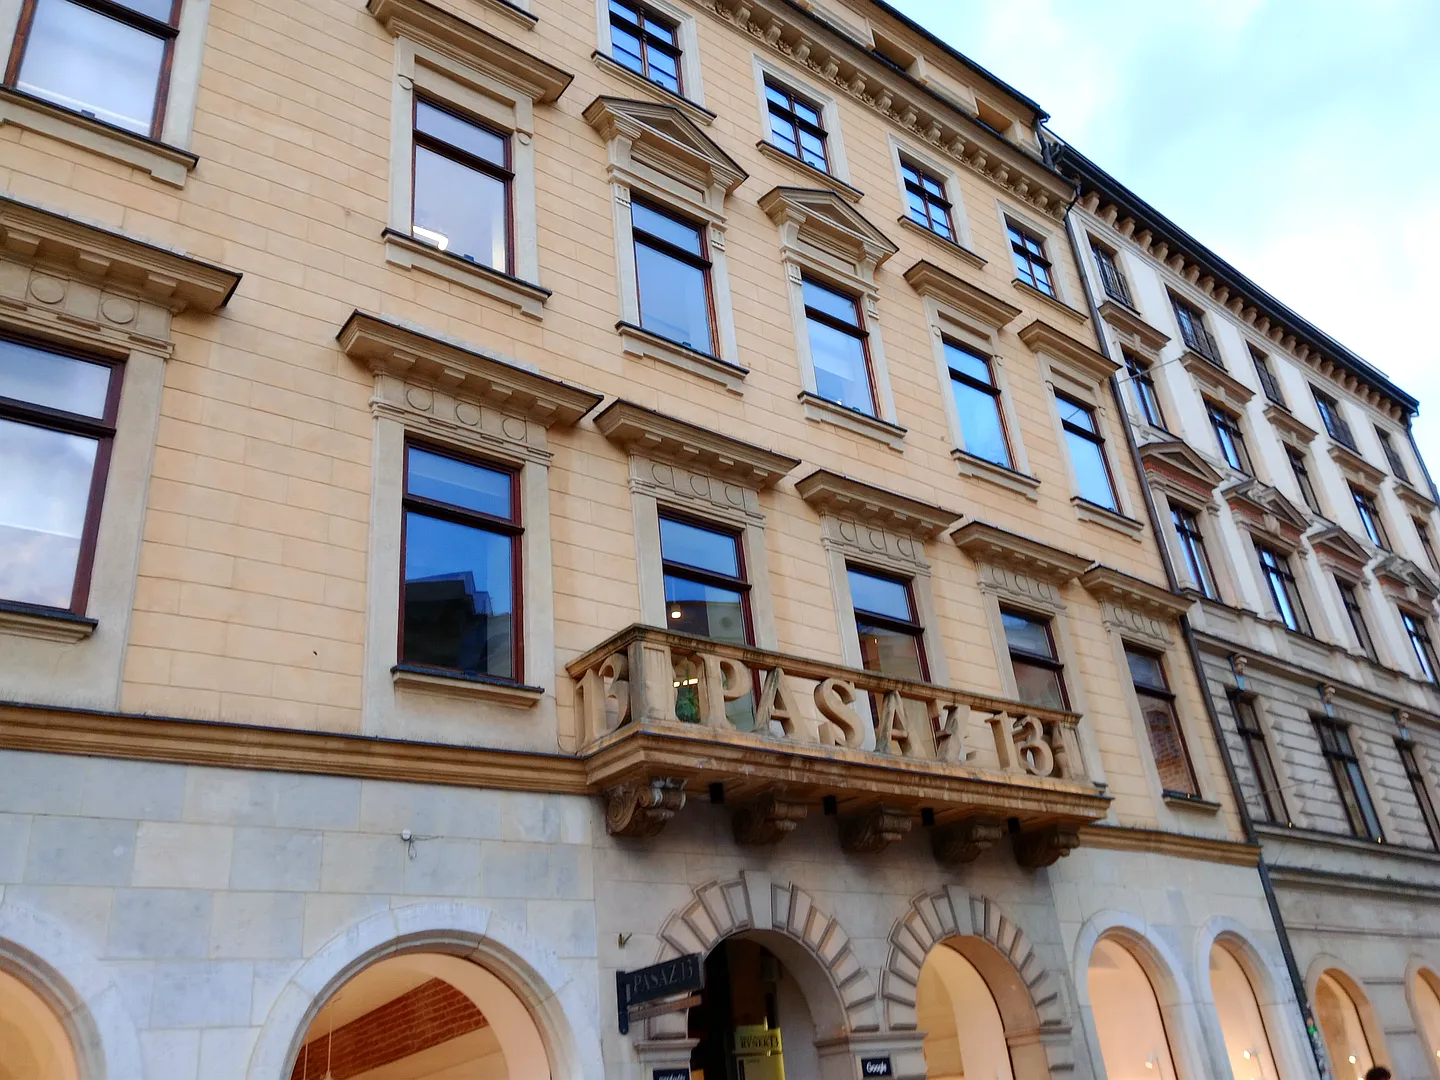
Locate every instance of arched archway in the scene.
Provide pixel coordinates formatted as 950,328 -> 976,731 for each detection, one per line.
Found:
1088,933 -> 1180,1079
1312,966 -> 1380,1080
917,945 -> 1014,1080
1208,937 -> 1281,1080
1410,967 -> 1440,1077
0,965 -> 79,1080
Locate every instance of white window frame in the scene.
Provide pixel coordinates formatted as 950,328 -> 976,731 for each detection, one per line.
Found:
752,55 -> 853,188
889,134 -> 976,253
594,0 -> 706,113
0,0 -> 211,185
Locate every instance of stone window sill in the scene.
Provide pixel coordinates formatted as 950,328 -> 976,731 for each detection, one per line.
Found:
0,87 -> 197,187
1164,793 -> 1221,814
618,321 -> 747,392
472,0 -> 538,28
1072,496 -> 1145,538
799,391 -> 906,451
755,141 -> 864,203
392,663 -> 544,707
897,215 -> 986,270
952,448 -> 1040,500
0,600 -> 97,644
1012,278 -> 1089,323
383,230 -> 550,318
590,52 -> 714,126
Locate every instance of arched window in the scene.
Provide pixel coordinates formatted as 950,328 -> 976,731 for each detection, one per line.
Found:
1088,936 -> 1179,1078
0,966 -> 79,1080
1412,969 -> 1440,1073
917,944 -> 1015,1080
1210,941 -> 1281,1080
1314,970 -> 1375,1080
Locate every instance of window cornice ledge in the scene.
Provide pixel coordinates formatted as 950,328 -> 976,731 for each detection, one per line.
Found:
0,195 -> 241,312
904,259 -> 1019,329
591,52 -> 715,126
593,399 -> 800,488
337,310 -> 602,427
795,469 -> 960,540
951,449 -> 1040,500
1017,318 -> 1117,381
392,664 -> 544,706
616,321 -> 747,392
1394,477 -> 1438,514
760,187 -> 897,281
1079,565 -> 1188,618
1265,403 -> 1319,446
1181,350 -> 1254,408
0,88 -> 198,187
1097,298 -> 1169,354
1328,441 -> 1387,488
950,520 -> 1092,584
0,601 -> 97,644
368,0 -> 572,101
798,392 -> 906,451
383,231 -> 549,318
1072,497 -> 1145,539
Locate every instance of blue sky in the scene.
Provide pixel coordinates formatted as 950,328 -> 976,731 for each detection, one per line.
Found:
886,0 -> 1440,472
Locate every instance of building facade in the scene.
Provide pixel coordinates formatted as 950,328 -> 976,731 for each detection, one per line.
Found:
1060,146 -> 1440,1080
0,0 -> 1369,1078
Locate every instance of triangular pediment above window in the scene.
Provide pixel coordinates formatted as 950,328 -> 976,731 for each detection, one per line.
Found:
1139,440 -> 1224,502
795,470 -> 960,540
1226,479 -> 1308,546
584,97 -> 747,199
758,186 -> 898,280
1308,526 -> 1372,576
1375,554 -> 1440,603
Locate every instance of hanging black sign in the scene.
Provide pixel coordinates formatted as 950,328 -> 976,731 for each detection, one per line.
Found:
617,954 -> 704,1034
653,1070 -> 691,1080
860,1057 -> 893,1077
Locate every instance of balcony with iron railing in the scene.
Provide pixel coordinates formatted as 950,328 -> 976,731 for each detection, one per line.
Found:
569,624 -> 1109,867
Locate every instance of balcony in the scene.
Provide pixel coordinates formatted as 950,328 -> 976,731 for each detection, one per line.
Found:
568,625 -> 1109,867
1177,315 -> 1225,369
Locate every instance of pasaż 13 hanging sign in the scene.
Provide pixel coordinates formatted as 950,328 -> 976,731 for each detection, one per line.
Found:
616,953 -> 704,1034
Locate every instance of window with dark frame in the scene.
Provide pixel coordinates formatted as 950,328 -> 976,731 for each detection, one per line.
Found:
1231,694 -> 1289,825
1286,447 -> 1322,516
0,335 -> 120,615
803,276 -> 876,417
1001,609 -> 1068,710
1207,401 -> 1251,474
1312,387 -> 1357,450
1170,294 -> 1224,368
1090,239 -> 1132,307
631,199 -> 716,355
945,339 -> 1010,468
1257,544 -> 1310,634
1397,741 -> 1440,850
608,0 -> 682,93
847,565 -> 927,683
1314,717 -> 1383,841
1171,506 -> 1217,599
1124,351 -> 1165,429
1416,519 -> 1440,574
1350,485 -> 1390,549
411,98 -> 512,273
1336,577 -> 1378,663
4,0 -> 182,138
1006,221 -> 1054,296
1055,392 -> 1119,511
1125,646 -> 1199,797
764,77 -> 828,172
660,514 -> 751,646
901,159 -> 954,240
1375,427 -> 1411,483
1402,609 -> 1439,684
400,444 -> 521,683
1250,344 -> 1286,407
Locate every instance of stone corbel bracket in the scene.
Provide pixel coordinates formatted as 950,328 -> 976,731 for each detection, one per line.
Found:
605,776 -> 687,838
931,817 -> 1004,866
733,791 -> 809,845
839,804 -> 912,853
1013,824 -> 1080,869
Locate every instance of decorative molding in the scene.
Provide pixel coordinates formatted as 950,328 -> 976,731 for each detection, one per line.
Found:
337,310 -> 602,427
1328,442 -> 1387,489
799,392 -> 907,450
604,776 -> 687,837
1072,497 -> 1145,539
951,520 -> 1092,584
0,195 -> 240,313
1375,555 -> 1440,605
1012,279 -> 1088,323
591,52 -> 716,126
759,186 -> 897,281
1308,526 -> 1371,578
1079,565 -> 1189,618
1181,351 -> 1254,410
0,604 -> 97,644
391,664 -> 544,707
1394,478 -> 1438,515
583,96 -> 747,199
839,804 -> 912,853
1017,318 -> 1117,381
896,217 -> 987,270
1012,825 -> 1080,868
617,320 -> 748,392
1226,479 -> 1309,548
1097,298 -> 1169,355
795,469 -> 959,540
951,450 -> 1041,500
383,230 -> 550,318
593,399 -> 800,488
732,792 -> 809,844
931,817 -> 1004,866
903,259 -> 1020,328
368,0 -> 564,81
755,140 -> 864,203
819,516 -> 929,574
1138,440 -> 1223,504
1264,404 -> 1319,447
1078,824 -> 1260,866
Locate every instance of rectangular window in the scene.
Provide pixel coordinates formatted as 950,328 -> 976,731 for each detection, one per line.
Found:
901,160 -> 954,240
1124,351 -> 1165,429
946,340 -> 1010,468
1286,448 -> 1322,515
1398,741 -> 1440,850
411,98 -> 512,272
764,78 -> 827,171
0,335 -> 119,614
1006,221 -> 1053,296
608,0 -> 682,93
803,277 -> 875,416
1172,506 -> 1217,599
5,0 -> 181,137
1375,427 -> 1411,483
1207,402 -> 1251,473
1090,239 -> 1132,307
1002,609 -> 1068,710
1056,392 -> 1118,511
1257,544 -> 1310,634
1171,295 -> 1223,367
1126,646 -> 1199,797
1416,520 -> 1440,574
660,514 -> 751,645
848,566 -> 926,682
1402,609 -> 1438,683
1232,695 -> 1288,824
401,444 -> 521,681
1250,345 -> 1286,407
1350,485 -> 1389,549
1315,717 -> 1383,841
1312,387 -> 1357,450
632,199 -> 715,355
1336,577 -> 1378,663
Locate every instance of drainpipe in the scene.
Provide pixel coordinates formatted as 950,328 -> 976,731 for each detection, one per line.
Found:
1404,416 -> 1440,506
1056,191 -> 1330,1080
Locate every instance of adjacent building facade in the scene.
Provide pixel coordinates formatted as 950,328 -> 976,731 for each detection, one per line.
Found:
0,1 -> 1425,1079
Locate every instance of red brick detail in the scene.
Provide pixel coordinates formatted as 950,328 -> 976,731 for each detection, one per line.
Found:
291,978 -> 489,1080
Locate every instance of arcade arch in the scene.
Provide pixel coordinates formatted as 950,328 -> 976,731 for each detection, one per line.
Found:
1087,935 -> 1179,1079
1412,968 -> 1440,1075
1208,938 -> 1281,1080
1313,968 -> 1379,1080
0,966 -> 79,1080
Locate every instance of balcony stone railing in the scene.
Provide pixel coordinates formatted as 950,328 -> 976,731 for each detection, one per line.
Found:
568,625 -> 1109,867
